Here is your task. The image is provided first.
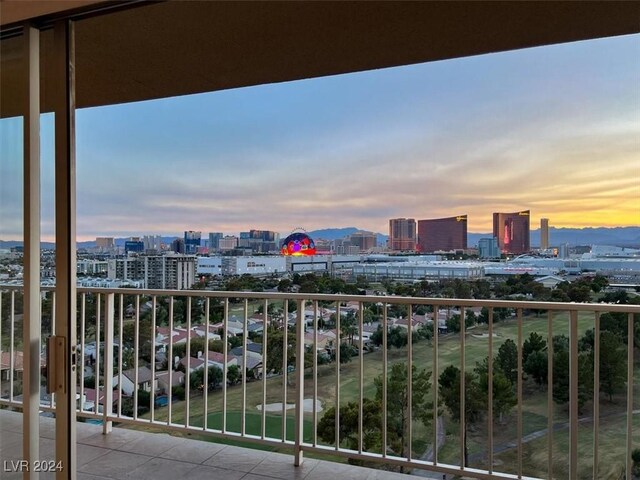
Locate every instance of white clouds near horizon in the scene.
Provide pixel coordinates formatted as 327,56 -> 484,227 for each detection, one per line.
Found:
1,34 -> 638,241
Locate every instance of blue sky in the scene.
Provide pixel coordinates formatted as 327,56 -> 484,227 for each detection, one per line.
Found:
1,33 -> 639,241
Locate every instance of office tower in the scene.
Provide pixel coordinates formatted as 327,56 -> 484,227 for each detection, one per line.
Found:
333,237 -> 359,254
95,237 -> 115,249
124,237 -> 144,254
208,232 -> 223,252
558,243 -> 569,259
417,215 -> 467,252
248,229 -> 280,253
478,237 -> 500,258
348,231 -> 377,252
238,231 -> 251,248
218,235 -> 239,251
228,229 -> 281,252
492,210 -> 530,254
540,218 -> 550,250
143,235 -> 162,251
171,238 -> 185,254
313,238 -> 332,253
184,231 -> 201,254
389,218 -> 416,251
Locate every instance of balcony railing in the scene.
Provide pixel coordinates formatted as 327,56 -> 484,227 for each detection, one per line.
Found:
0,285 -> 638,479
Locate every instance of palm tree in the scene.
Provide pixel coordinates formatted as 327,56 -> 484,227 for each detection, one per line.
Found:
340,311 -> 358,346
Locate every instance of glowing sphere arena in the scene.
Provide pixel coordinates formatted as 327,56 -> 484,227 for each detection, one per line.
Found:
281,232 -> 316,256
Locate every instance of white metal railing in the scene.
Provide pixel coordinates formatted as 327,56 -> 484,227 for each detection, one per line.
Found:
0,285 -> 638,479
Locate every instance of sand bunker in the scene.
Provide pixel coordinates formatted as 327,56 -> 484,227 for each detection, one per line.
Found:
472,333 -> 501,338
257,399 -> 323,413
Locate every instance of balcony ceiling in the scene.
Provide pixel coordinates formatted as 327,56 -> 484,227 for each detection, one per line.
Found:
1,1 -> 639,118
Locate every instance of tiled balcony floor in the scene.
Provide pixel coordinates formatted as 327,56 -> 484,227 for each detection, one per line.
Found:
0,410 -> 415,480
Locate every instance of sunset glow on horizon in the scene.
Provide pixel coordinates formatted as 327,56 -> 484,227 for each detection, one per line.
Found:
1,33 -> 639,242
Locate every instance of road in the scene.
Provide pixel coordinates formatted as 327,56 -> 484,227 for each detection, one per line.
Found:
412,416 -> 449,479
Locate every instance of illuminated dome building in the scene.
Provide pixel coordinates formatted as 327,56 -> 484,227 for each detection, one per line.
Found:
281,232 -> 316,256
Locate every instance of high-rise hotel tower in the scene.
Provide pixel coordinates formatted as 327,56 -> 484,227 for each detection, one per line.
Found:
417,215 -> 467,252
389,218 -> 416,251
492,210 -> 530,254
540,218 -> 550,250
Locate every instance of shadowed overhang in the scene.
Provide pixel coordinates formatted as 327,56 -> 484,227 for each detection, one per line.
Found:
1,1 -> 639,118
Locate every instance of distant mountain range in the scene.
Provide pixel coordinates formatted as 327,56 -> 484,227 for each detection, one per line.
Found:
307,227 -> 388,246
0,237 -> 181,250
309,226 -> 640,248
2,226 -> 639,250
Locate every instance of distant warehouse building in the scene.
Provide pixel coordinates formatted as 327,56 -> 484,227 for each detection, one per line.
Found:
486,256 -> 640,278
353,260 -> 484,281
222,256 -> 287,276
197,254 -> 362,276
197,256 -> 222,276
288,254 -> 361,273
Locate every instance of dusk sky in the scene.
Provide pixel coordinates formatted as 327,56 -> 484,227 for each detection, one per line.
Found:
1,33 -> 639,242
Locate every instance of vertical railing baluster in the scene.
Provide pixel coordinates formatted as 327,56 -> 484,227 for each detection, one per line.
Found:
222,298 -> 229,433
133,295 -> 140,420
80,293 -> 86,413
51,291 -> 56,331
117,294 -> 123,418
282,298 -> 288,441
203,297 -> 210,431
10,290 -> 15,402
626,312 -> 634,480
433,305 -> 439,466
261,298 -> 268,439
294,298 -> 305,465
168,296 -> 174,425
95,294 -> 101,415
460,305 -> 465,470
358,301 -> 364,455
382,303 -> 388,458
150,295 -> 157,424
312,300 -> 318,447
103,293 -> 114,434
335,301 -> 341,450
517,308 -> 523,478
185,296 -> 192,428
593,311 -> 600,479
488,307 -> 494,473
569,310 -> 579,479
407,303 -> 413,461
547,310 -> 554,479
241,298 -> 248,436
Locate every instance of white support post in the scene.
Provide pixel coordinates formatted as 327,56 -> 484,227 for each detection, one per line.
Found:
53,19 -> 77,480
22,22 -> 41,480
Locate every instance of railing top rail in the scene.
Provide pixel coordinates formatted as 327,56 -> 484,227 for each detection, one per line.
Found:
1,284 -> 639,313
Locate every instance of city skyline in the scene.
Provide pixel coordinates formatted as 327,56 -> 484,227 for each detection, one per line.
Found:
1,33 -> 638,242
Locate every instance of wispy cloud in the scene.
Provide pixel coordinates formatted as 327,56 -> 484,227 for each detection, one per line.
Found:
1,35 -> 638,241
